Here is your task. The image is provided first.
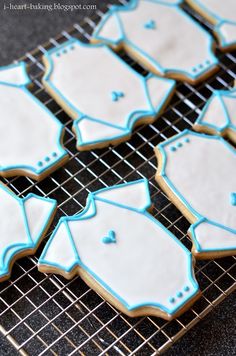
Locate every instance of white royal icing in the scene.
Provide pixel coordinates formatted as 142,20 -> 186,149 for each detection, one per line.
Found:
0,62 -> 67,178
39,179 -> 199,316
195,87 -> 236,138
0,183 -> 57,280
42,38 -> 175,149
157,130 -> 236,255
188,0 -> 236,49
93,0 -> 218,82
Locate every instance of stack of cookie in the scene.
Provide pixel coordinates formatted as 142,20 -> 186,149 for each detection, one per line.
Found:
1,0 -> 236,321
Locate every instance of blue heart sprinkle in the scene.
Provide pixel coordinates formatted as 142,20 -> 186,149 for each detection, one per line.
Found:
230,193 -> 236,206
102,230 -> 116,244
144,20 -> 156,30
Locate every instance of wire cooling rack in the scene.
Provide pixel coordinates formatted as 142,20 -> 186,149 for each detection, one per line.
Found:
1,1 -> 236,354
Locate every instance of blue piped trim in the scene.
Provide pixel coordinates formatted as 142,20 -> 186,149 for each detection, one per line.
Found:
195,88 -> 236,133
42,38 -> 175,148
157,129 -> 236,253
0,184 -> 57,278
190,0 -> 236,49
39,178 -> 199,316
92,0 -> 218,81
0,62 -> 67,177
231,193 -> 236,206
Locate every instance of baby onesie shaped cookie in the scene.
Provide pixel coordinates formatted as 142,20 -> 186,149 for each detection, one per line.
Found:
38,179 -> 199,320
92,0 -> 218,83
186,0 -> 236,51
42,38 -> 175,150
194,87 -> 236,144
0,183 -> 56,281
0,62 -> 68,180
155,129 -> 236,259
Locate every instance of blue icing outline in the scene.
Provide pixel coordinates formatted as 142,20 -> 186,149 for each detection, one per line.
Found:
39,178 -> 199,316
157,129 -> 236,254
195,88 -> 236,133
92,0 -> 218,81
42,38 -> 175,149
189,0 -> 236,49
230,193 -> 236,206
0,62 -> 67,178
0,184 -> 57,279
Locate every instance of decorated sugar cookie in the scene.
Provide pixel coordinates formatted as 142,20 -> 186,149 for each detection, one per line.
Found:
0,183 -> 56,281
38,179 -> 199,320
92,0 -> 218,83
155,130 -> 236,259
42,38 -> 175,150
194,87 -> 236,144
0,62 -> 68,180
186,0 -> 236,51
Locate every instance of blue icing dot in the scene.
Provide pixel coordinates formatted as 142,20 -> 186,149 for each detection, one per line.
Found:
63,49 -> 67,54
192,67 -> 197,72
177,292 -> 183,298
170,146 -> 176,152
185,138 -> 190,143
45,157 -> 50,162
38,161 -> 43,167
70,45 -> 75,50
230,193 -> 236,206
52,152 -> 58,158
184,286 -> 190,292
206,60 -> 211,65
177,142 -> 182,148
199,64 -> 204,69
169,297 -> 175,303
56,53 -> 60,57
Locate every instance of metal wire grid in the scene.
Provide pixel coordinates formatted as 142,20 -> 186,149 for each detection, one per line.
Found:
0,0 -> 236,354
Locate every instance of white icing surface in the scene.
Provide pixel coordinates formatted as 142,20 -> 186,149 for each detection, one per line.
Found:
94,0 -> 216,79
197,89 -> 236,132
0,184 -> 56,277
0,63 -> 65,177
42,221 -> 76,270
24,196 -> 56,243
222,95 -> 236,124
44,40 -> 175,146
40,180 -> 198,314
98,13 -> 121,42
76,118 -> 125,144
199,95 -> 227,129
194,221 -> 236,250
146,75 -> 174,108
95,180 -> 149,209
190,0 -> 236,47
195,0 -> 236,24
161,131 -> 236,251
48,44 -> 149,123
0,63 -> 29,86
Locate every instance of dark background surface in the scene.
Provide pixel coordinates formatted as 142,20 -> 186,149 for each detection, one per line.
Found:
0,0 -> 235,354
